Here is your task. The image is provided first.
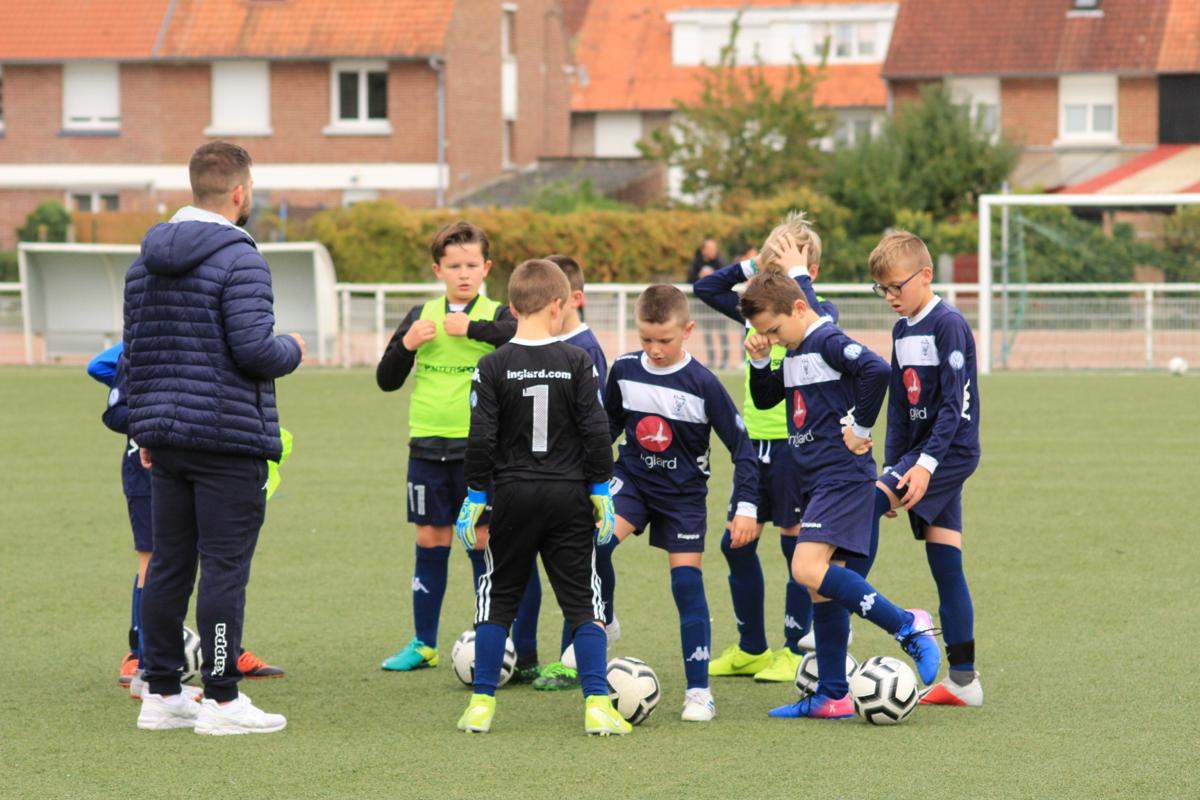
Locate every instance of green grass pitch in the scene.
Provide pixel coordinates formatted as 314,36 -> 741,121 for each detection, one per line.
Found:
3,367 -> 1197,799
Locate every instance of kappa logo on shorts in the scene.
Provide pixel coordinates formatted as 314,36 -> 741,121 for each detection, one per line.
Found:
792,389 -> 807,429
676,532 -> 701,540
636,415 -> 674,453
904,368 -> 922,405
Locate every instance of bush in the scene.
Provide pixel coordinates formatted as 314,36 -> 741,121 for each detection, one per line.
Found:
17,201 -> 72,243
0,250 -> 16,282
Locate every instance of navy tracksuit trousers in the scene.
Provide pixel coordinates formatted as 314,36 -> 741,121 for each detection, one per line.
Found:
140,447 -> 267,702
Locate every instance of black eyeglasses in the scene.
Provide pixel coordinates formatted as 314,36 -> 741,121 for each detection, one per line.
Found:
871,270 -> 922,299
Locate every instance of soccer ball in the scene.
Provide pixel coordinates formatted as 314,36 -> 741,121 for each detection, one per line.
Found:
1168,356 -> 1188,376
848,656 -> 919,725
606,657 -> 660,725
450,629 -> 516,688
794,651 -> 859,696
181,626 -> 203,684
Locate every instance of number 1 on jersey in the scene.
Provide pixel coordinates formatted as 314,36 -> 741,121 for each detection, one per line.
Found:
522,384 -> 549,452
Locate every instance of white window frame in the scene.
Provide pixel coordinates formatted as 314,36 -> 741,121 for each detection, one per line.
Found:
947,77 -> 1001,139
205,61 -> 272,137
66,190 -> 120,213
324,60 -> 392,136
1057,74 -> 1118,145
62,62 -> 121,133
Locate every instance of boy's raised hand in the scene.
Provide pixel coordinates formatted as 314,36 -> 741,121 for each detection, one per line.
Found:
443,312 -> 471,337
767,231 -> 810,274
728,514 -> 759,548
403,319 -> 437,350
745,333 -> 772,362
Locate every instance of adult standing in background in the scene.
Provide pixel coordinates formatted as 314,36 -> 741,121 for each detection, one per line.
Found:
122,142 -> 305,735
687,238 -> 729,369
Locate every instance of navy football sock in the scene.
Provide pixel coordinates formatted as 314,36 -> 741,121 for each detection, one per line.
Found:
845,489 -> 890,577
817,565 -> 912,635
779,535 -> 811,653
412,545 -> 450,647
571,621 -> 609,697
595,536 -> 618,625
467,548 -> 487,592
670,566 -> 711,690
720,531 -> 767,654
472,623 -> 508,697
129,576 -> 142,659
511,570 -> 542,666
812,601 -> 851,698
926,542 -> 975,673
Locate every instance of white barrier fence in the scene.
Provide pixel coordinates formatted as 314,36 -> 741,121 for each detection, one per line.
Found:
336,282 -> 1200,373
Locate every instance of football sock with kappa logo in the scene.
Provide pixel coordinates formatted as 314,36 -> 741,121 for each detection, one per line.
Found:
720,531 -> 768,655
817,565 -> 911,635
467,548 -> 487,591
511,570 -> 542,666
670,566 -> 711,690
412,545 -> 450,647
471,622 -> 508,697
779,535 -> 812,653
571,621 -> 609,697
811,600 -> 851,698
926,542 -> 975,676
129,575 -> 142,659
844,488 -> 890,578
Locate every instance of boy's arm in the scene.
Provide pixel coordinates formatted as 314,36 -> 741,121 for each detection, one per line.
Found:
591,344 -> 609,407
884,344 -> 907,469
747,357 -> 786,410
822,332 -> 891,437
464,357 -> 501,490
694,261 -> 754,323
87,343 -> 123,387
376,305 -> 423,392
705,376 -> 759,517
787,267 -> 839,324
466,304 -> 518,347
573,354 -> 615,484
603,367 -> 626,443
917,318 -> 972,473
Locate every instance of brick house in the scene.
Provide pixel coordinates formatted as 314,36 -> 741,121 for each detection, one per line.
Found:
567,0 -> 897,195
882,0 -> 1200,190
0,0 -> 574,248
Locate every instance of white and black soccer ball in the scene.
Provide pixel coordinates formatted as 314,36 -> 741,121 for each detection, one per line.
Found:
450,629 -> 516,688
795,651 -> 858,696
181,626 -> 203,684
848,656 -> 919,725
1168,356 -> 1188,376
606,656 -> 660,725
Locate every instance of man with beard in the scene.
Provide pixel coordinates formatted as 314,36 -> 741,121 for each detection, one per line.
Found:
122,142 -> 306,734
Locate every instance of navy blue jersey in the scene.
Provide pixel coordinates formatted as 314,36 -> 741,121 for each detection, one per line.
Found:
693,260 -> 840,326
748,318 -> 890,492
884,296 -> 981,473
560,323 -> 608,403
605,352 -> 758,513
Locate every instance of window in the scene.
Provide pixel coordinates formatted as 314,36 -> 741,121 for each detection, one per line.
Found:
70,192 -> 119,212
501,5 -> 518,123
947,77 -> 1001,137
1058,74 -> 1117,143
501,5 -> 517,57
828,111 -> 878,149
502,120 -> 515,168
206,61 -> 271,136
63,62 -> 120,132
811,21 -> 877,62
594,112 -> 643,158
325,61 -> 391,135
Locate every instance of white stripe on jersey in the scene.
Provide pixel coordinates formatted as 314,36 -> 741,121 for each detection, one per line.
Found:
782,352 -> 841,386
895,335 -> 940,367
617,379 -> 708,424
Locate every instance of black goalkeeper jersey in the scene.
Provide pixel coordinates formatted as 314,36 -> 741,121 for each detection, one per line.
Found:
465,336 -> 613,490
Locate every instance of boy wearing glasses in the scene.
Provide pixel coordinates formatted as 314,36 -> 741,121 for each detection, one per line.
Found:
869,231 -> 983,708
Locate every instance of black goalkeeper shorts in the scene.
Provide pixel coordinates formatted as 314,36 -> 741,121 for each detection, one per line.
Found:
475,481 -> 603,631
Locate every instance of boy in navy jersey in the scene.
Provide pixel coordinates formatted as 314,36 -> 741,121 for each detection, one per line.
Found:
533,253 -> 615,691
740,265 -> 940,719
604,285 -> 758,722
695,213 -> 853,684
869,231 -> 983,707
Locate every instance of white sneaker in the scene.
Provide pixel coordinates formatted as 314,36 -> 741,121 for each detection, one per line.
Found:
130,671 -> 202,702
194,693 -> 287,735
681,688 -> 716,722
796,625 -> 853,653
137,691 -> 201,730
606,617 -> 621,649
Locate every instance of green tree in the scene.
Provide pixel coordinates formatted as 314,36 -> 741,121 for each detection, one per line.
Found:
638,18 -> 830,206
822,84 -> 1017,235
17,201 -> 72,243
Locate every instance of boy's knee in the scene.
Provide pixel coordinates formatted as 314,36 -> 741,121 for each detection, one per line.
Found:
790,557 -> 824,589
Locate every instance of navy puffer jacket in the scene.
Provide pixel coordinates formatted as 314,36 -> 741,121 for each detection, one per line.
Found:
122,216 -> 302,461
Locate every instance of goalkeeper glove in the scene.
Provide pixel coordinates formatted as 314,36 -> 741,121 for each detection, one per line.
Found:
590,482 -> 616,546
455,488 -> 488,549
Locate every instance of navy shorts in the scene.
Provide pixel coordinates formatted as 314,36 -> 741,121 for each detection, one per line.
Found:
611,466 -> 707,553
797,479 -> 875,559
406,457 -> 491,527
727,439 -> 802,529
126,494 -> 153,552
880,452 -> 979,539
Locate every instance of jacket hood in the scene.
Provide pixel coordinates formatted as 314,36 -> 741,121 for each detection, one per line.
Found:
142,220 -> 255,276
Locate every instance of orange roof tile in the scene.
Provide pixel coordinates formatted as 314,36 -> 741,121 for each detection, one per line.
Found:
0,0 -> 170,61
1158,0 -> 1200,72
571,0 -> 888,112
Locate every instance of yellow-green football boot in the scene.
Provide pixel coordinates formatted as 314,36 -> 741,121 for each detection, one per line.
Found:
753,648 -> 804,683
708,643 -> 773,677
457,694 -> 496,733
584,695 -> 632,736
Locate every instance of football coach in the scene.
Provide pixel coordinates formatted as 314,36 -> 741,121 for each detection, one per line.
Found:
122,142 -> 304,735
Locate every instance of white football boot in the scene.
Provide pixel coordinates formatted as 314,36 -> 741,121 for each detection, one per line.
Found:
194,693 -> 287,735
681,688 -> 716,722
